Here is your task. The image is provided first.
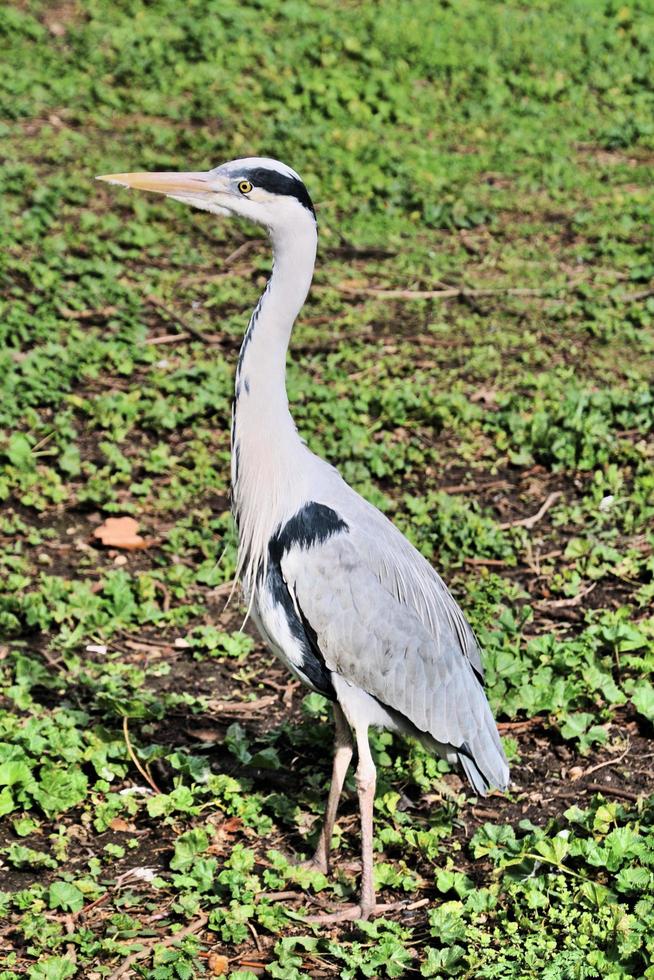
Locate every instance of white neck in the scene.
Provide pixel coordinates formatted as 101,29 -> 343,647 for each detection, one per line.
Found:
231,214 -> 318,589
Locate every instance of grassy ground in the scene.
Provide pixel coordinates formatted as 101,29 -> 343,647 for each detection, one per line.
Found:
1,0 -> 654,977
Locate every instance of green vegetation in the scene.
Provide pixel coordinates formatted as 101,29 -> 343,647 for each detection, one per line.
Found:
1,0 -> 653,976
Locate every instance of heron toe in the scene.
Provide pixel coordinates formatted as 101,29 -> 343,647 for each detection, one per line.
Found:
296,851 -> 330,876
303,898 -> 408,924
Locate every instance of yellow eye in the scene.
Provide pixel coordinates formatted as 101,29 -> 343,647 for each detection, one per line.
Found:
238,180 -> 253,194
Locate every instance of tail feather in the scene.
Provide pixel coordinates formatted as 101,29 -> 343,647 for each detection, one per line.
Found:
456,727 -> 510,795
418,726 -> 509,795
383,690 -> 510,795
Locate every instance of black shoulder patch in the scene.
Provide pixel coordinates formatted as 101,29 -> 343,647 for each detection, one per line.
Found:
264,502 -> 347,702
266,559 -> 336,700
244,167 -> 315,217
269,502 -> 348,563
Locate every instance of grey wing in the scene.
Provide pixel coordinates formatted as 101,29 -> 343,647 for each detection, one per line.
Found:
281,531 -> 509,794
352,503 -> 486,682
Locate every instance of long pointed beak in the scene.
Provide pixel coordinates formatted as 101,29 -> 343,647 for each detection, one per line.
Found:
95,170 -> 214,195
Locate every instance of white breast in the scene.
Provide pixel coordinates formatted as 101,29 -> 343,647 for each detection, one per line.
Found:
251,581 -> 324,693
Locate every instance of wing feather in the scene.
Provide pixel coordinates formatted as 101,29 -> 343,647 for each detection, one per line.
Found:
281,530 -> 508,792
340,495 -> 486,682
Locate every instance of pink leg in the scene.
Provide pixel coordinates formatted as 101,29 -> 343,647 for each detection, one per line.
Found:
353,723 -> 377,919
304,703 -> 353,874
304,721 -> 384,923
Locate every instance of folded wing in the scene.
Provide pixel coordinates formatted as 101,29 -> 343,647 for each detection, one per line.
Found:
280,521 -> 508,794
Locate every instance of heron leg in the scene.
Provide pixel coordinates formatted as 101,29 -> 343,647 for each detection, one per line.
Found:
302,721 -> 378,923
353,722 -> 377,919
304,703 -> 353,874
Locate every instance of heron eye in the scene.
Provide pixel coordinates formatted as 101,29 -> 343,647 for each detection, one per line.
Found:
238,180 -> 253,194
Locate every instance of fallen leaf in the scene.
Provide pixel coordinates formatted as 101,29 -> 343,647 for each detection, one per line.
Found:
220,817 -> 243,835
208,817 -> 243,856
93,517 -> 152,550
208,953 -> 229,976
109,817 -> 132,832
183,727 -> 221,743
470,386 -> 499,406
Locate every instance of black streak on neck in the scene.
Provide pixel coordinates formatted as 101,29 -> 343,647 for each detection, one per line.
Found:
235,273 -> 272,381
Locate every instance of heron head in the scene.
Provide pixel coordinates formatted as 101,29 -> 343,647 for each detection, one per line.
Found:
96,156 -> 316,232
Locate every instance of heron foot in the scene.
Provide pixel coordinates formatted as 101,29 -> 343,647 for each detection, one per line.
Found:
292,842 -> 330,876
303,899 -> 407,924
296,854 -> 330,875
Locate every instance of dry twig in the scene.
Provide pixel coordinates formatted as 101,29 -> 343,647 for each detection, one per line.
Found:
205,694 -> 278,716
535,582 -> 597,610
146,294 -> 211,343
618,287 -> 654,303
246,919 -> 263,953
497,716 -> 547,733
258,890 -> 305,903
222,239 -> 259,266
472,807 -> 501,820
580,743 -> 631,779
76,891 -> 110,919
585,782 -> 640,802
145,331 -> 191,344
107,913 -> 208,979
123,639 -> 173,654
336,283 -> 552,300
64,914 -> 77,965
499,491 -> 562,530
59,305 -> 118,320
122,715 -> 162,795
462,557 -> 508,567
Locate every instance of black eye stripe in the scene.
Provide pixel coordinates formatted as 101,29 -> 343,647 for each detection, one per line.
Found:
241,167 -> 315,216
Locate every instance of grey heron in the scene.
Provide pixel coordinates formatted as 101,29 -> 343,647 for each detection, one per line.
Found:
97,158 -> 509,921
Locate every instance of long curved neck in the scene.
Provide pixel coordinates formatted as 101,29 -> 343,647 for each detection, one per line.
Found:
231,215 -> 318,588
234,222 -> 317,422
